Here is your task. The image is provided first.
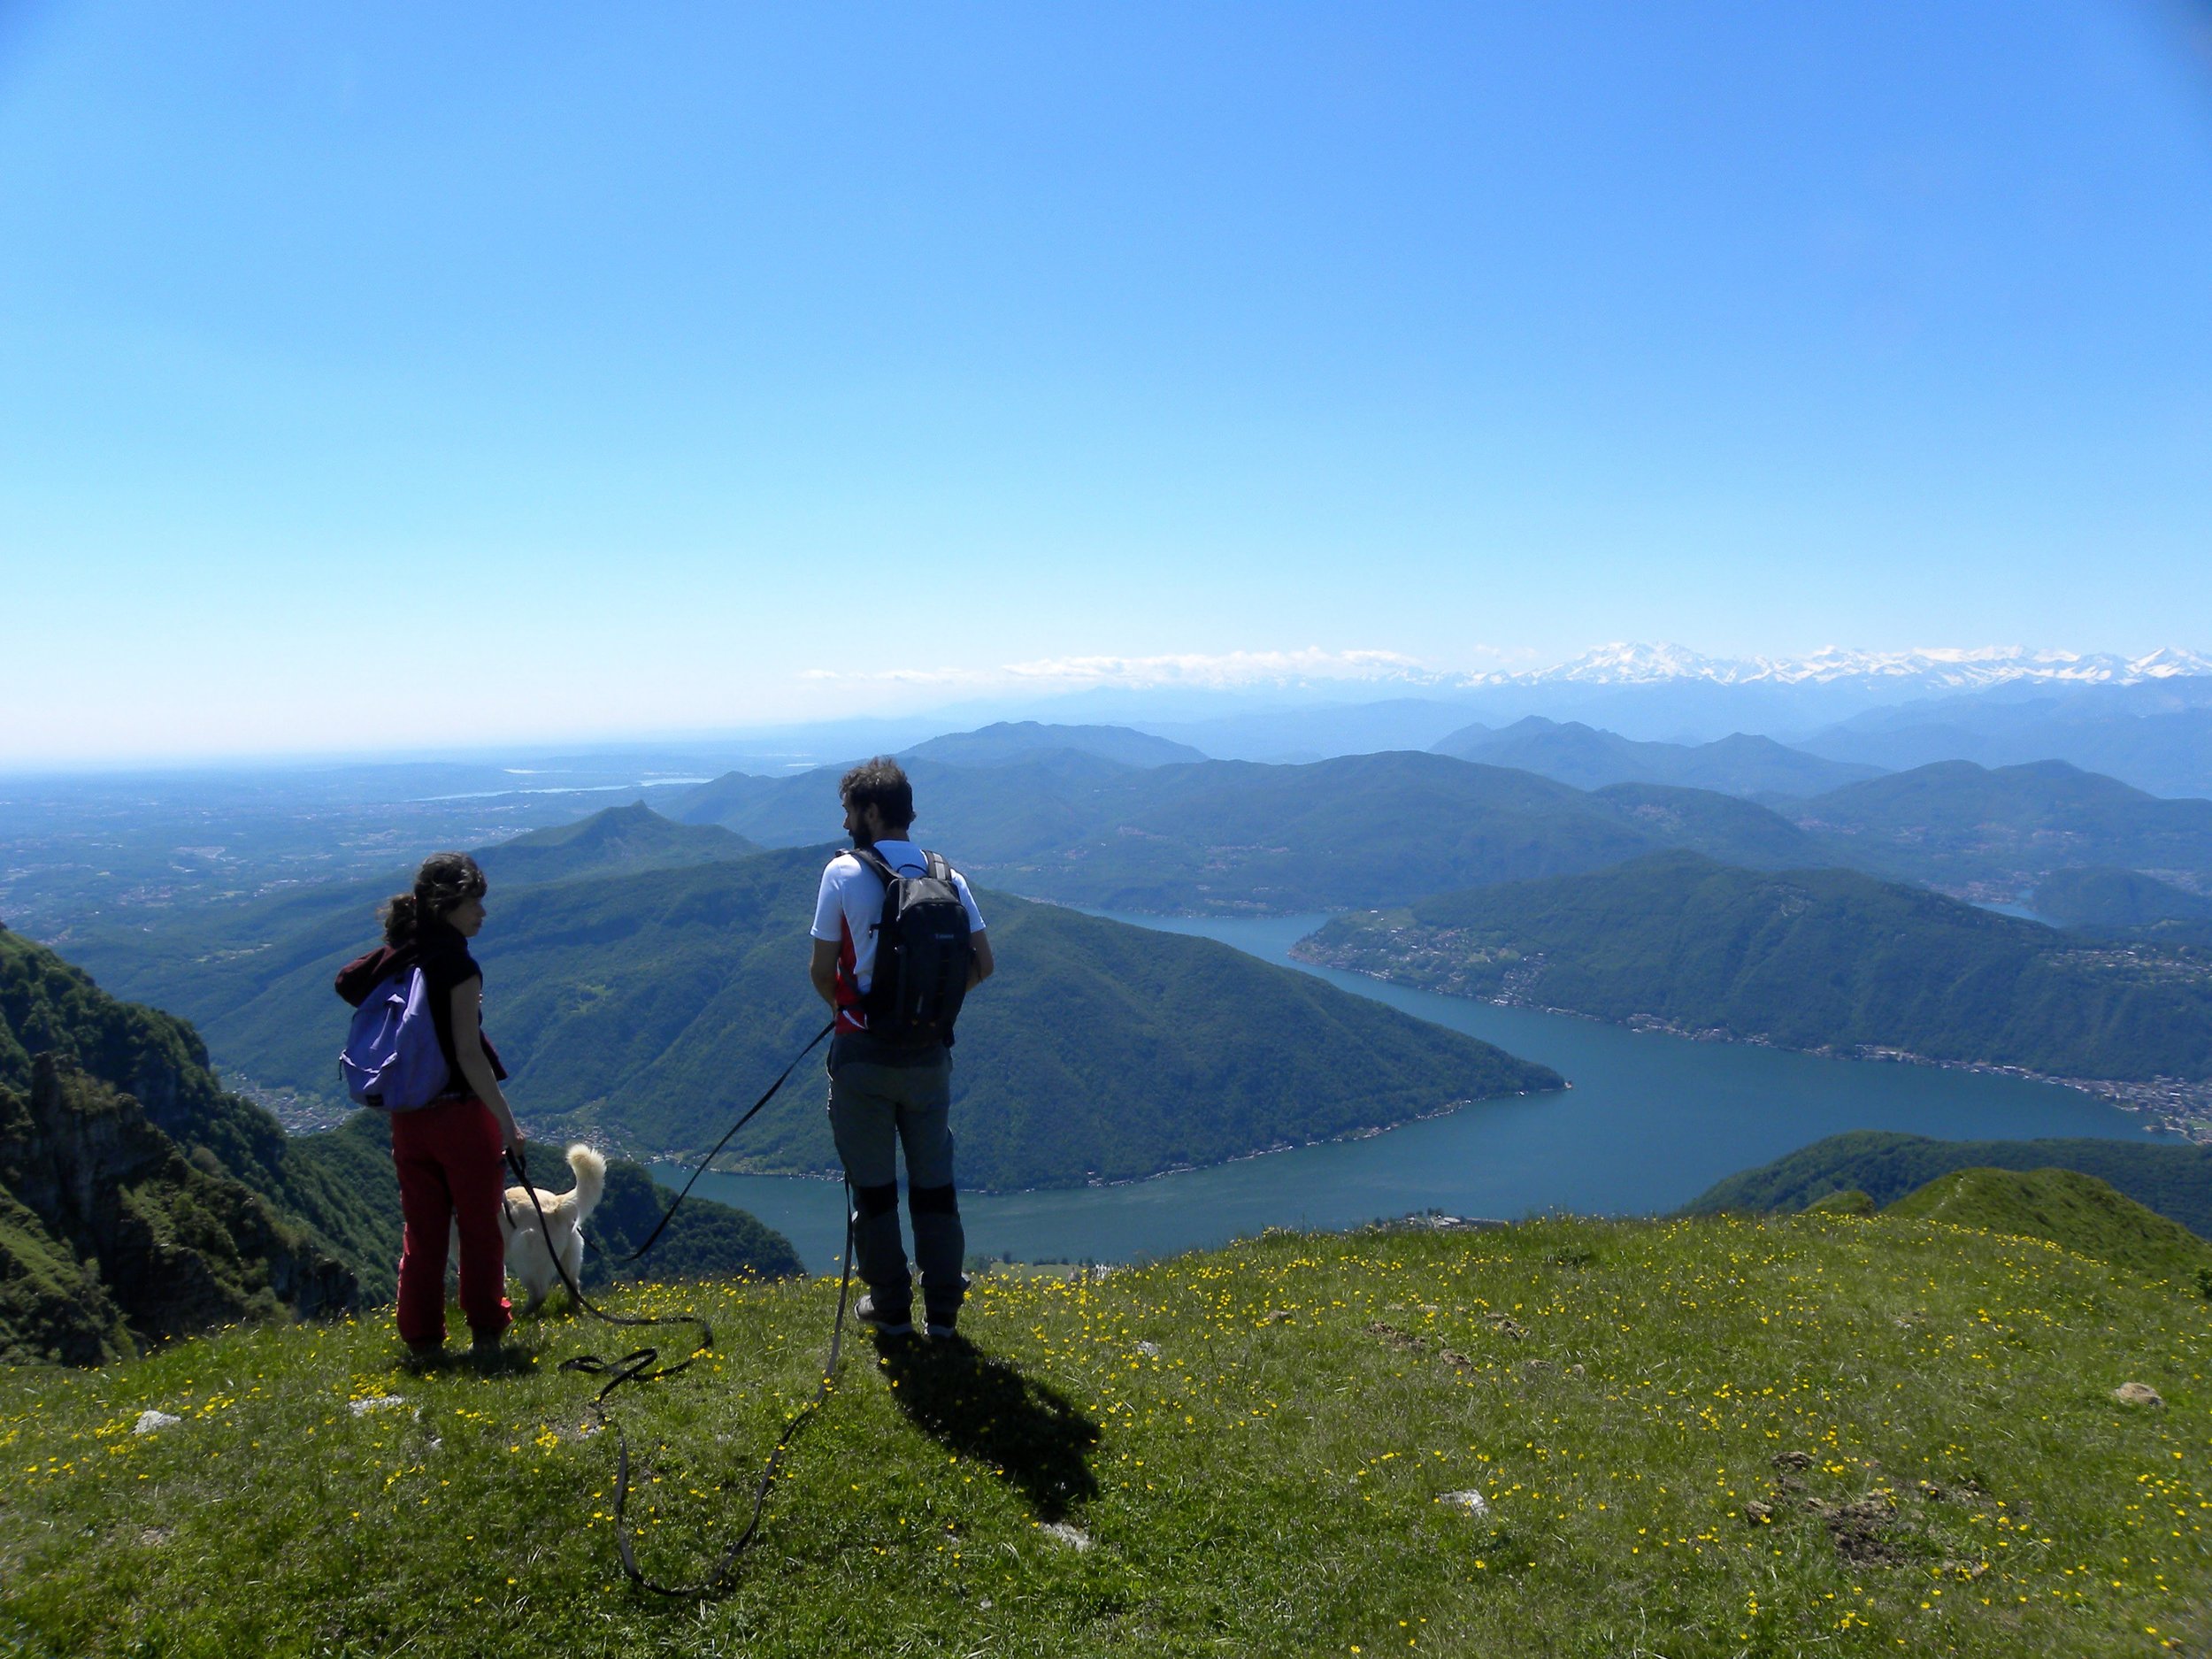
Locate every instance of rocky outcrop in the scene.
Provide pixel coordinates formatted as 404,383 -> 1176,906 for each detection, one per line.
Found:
2,926 -> 392,1326
0,1051 -> 355,1363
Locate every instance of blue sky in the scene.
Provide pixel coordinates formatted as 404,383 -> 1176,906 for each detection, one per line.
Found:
2,2 -> 2209,762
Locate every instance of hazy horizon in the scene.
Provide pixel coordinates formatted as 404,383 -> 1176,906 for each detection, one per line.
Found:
5,636 -> 2209,777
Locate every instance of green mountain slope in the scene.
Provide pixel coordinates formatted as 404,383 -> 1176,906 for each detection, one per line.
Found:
1880,1166 -> 2212,1281
1433,716 -> 1881,797
3,925 -> 394,1279
1681,1129 -> 2212,1235
1298,849 -> 2212,1083
0,1174 -> 133,1366
472,800 -> 760,887
2035,865 -> 2212,930
674,749 -> 1827,913
7,1216 -> 2208,1656
72,847 -> 1561,1189
1790,758 -> 2212,891
0,1054 -> 354,1364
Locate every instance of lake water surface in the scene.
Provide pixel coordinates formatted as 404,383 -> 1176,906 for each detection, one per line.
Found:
675,910 -> 2168,1271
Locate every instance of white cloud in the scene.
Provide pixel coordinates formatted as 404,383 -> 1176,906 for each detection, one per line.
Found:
799,647 -> 1462,692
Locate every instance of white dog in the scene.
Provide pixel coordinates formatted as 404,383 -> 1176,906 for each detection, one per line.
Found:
454,1143 -> 607,1315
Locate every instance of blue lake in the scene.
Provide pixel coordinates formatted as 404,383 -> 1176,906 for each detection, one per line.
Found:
672,910 -> 2169,1271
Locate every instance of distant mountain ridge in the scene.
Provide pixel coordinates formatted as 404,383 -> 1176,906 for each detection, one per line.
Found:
1786,759 -> 2212,894
672,749 -> 1832,914
1799,681 -> 2212,800
1431,717 -> 1881,799
902,721 -> 1206,769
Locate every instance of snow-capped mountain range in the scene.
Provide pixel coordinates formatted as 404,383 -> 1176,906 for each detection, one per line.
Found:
1479,643 -> 2212,692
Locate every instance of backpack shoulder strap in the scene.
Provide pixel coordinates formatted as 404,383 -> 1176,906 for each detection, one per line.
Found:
923,850 -> 951,884
846,845 -> 897,886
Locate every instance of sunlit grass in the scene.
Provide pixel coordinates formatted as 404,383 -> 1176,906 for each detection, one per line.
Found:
4,1211 -> 2209,1655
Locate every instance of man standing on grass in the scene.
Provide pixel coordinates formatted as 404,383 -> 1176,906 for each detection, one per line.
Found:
809,757 -> 995,1340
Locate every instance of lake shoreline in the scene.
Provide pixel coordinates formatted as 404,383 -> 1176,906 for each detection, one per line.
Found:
658,908 -> 2172,1273
1289,945 -> 2212,1143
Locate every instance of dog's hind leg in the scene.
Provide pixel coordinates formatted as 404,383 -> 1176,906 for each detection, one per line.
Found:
562,1230 -> 587,1312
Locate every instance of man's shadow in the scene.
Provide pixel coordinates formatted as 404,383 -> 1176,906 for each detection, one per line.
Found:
876,1340 -> 1100,1521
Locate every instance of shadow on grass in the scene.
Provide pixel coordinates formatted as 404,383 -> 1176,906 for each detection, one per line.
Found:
877,1339 -> 1100,1521
392,1337 -> 542,1379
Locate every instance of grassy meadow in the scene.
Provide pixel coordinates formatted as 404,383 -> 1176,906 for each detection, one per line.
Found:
4,1211 -> 2210,1656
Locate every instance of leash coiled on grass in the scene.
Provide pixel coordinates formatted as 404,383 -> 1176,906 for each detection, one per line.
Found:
503,1016 -> 850,1598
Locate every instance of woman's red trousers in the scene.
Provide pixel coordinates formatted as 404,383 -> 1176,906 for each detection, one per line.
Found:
390,1096 -> 511,1348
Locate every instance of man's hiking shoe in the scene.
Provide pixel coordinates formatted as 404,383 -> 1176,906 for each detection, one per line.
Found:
924,1274 -> 970,1340
403,1340 -> 445,1371
855,1293 -> 915,1338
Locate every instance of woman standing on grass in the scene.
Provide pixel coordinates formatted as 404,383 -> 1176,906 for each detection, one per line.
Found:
335,851 -> 523,1366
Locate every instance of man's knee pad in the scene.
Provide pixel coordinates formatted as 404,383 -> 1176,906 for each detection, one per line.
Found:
910,1182 -> 960,1217
853,1181 -> 901,1220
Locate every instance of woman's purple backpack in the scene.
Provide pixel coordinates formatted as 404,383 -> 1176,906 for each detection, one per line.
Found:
338,967 -> 450,1110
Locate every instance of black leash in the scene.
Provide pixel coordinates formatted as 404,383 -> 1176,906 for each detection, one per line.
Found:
594,1018 -> 834,1266
497,1015 -> 853,1598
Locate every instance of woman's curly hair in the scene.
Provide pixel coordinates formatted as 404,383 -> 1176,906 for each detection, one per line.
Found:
380,851 -> 488,945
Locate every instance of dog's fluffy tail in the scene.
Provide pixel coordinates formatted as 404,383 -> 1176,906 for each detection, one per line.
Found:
561,1144 -> 607,1225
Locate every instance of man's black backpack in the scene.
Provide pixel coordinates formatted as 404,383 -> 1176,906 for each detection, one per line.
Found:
848,846 -> 975,1047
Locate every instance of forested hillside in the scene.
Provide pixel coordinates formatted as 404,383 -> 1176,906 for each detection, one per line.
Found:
1787,759 -> 2212,889
471,800 -> 760,887
0,1056 -> 351,1365
69,847 -> 1560,1190
1298,850 -> 2212,1083
3,926 -> 393,1278
2034,865 -> 2212,930
672,749 -> 1829,912
1,928 -> 365,1362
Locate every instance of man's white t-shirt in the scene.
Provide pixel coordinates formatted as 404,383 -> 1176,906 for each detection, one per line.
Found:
811,839 -> 987,1031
